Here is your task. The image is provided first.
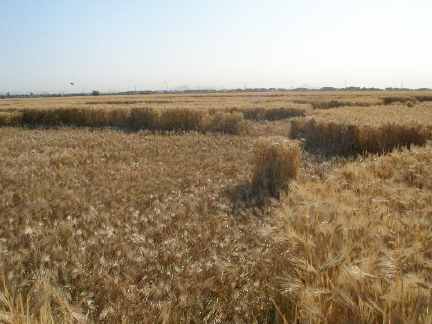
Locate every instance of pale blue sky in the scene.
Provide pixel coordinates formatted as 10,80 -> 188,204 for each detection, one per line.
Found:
1,0 -> 431,93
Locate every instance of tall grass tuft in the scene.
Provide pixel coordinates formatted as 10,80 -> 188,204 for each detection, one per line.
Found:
159,109 -> 205,132
310,100 -> 373,109
414,95 -> 432,102
102,108 -> 130,128
129,107 -> 159,130
251,139 -> 301,199
238,107 -> 305,121
14,107 -> 248,134
21,109 -> 61,127
206,112 -> 246,134
291,118 -> 428,155
382,96 -> 417,105
0,272 -> 82,324
311,100 -> 350,109
0,112 -> 23,126
263,107 -> 306,120
20,108 -> 119,128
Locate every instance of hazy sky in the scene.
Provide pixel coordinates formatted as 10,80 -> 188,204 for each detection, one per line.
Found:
1,0 -> 431,93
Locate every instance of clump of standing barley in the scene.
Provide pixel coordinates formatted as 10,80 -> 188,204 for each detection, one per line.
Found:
252,139 -> 301,199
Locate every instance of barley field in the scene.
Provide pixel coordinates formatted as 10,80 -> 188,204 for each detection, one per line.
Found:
291,104 -> 432,155
0,91 -> 431,323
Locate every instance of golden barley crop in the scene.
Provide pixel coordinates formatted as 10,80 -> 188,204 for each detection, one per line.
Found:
0,112 -> 23,126
292,105 -> 432,155
4,107 -> 247,134
0,91 -> 432,323
1,127 -> 431,323
252,139 -> 301,199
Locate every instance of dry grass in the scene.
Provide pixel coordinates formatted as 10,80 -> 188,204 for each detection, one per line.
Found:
307,104 -> 432,127
158,108 -> 204,132
270,146 -> 432,323
4,107 -> 246,135
20,108 -> 130,128
206,111 -> 247,134
0,112 -> 23,126
0,128 -> 262,323
1,91 -> 432,323
309,100 -> 373,109
129,107 -> 159,130
1,90 -> 406,112
382,96 -> 417,105
292,119 -> 427,155
292,105 -> 432,155
248,120 -> 292,137
414,95 -> 432,102
0,272 -> 78,324
2,90 -> 431,118
252,139 -> 301,199
0,127 -> 431,323
234,107 -> 306,121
